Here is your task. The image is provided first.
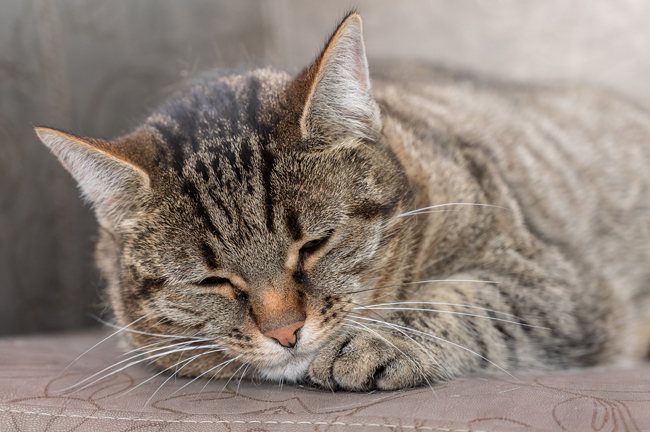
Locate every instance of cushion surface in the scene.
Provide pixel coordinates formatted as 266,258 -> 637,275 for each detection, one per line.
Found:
1,330 -> 649,431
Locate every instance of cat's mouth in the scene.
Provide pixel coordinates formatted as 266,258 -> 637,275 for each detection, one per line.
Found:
252,325 -> 335,382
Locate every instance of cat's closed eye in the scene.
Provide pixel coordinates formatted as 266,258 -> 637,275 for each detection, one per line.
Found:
195,276 -> 242,299
299,230 -> 334,259
302,239 -> 322,250
196,276 -> 230,287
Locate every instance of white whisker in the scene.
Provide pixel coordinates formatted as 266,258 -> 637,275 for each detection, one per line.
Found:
343,321 -> 436,394
168,355 -> 242,398
355,285 -> 411,305
58,314 -> 151,376
128,348 -> 224,403
142,348 -> 225,408
346,317 -> 446,379
61,344 -> 221,394
62,339 -> 202,392
397,202 -> 511,217
218,361 -> 249,395
360,301 -> 514,317
91,315 -> 211,341
348,279 -> 499,296
351,315 -> 518,381
236,363 -> 251,393
121,338 -> 173,357
356,305 -> 549,329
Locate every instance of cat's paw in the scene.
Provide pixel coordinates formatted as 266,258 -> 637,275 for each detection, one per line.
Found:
308,332 -> 433,391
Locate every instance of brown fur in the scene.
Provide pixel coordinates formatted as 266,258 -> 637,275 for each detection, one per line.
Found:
37,12 -> 650,390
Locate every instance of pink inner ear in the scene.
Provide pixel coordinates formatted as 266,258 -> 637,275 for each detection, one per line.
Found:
35,126 -> 152,227
299,14 -> 380,142
339,36 -> 370,94
326,17 -> 370,94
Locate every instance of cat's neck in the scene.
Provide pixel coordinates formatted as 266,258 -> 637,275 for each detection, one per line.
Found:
379,104 -> 511,282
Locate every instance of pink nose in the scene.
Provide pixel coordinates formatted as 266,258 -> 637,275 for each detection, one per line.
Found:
263,320 -> 304,347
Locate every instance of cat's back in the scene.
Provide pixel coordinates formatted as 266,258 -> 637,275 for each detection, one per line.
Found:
372,62 -> 650,304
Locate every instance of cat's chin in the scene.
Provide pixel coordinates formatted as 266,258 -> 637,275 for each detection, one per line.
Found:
256,351 -> 316,383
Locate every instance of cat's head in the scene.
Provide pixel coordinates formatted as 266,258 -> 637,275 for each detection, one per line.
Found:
37,12 -> 415,381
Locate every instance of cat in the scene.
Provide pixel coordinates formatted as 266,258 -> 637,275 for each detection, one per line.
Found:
36,12 -> 650,391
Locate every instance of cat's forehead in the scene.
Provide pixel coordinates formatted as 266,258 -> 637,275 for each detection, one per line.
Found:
146,69 -> 295,174
136,70 -> 339,259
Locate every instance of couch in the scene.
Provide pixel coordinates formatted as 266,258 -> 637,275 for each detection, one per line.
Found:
2,330 -> 649,431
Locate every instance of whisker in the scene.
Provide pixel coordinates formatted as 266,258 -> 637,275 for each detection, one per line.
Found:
343,297 -> 538,342
218,361 -> 249,396
168,355 -> 242,398
345,320 -> 442,388
397,202 -> 511,217
358,301 -> 516,318
124,347 -> 226,398
121,338 -> 174,357
196,361 -> 231,399
91,315 -> 211,341
58,314 -> 151,376
342,321 -> 436,394
236,363 -> 251,394
350,315 -> 518,381
356,305 -> 549,329
132,340 -> 202,361
69,348 -> 217,396
346,279 -> 499,296
58,345 -> 185,393
143,348 -> 225,408
345,316 -> 446,380
61,344 -> 221,394
354,285 -> 418,305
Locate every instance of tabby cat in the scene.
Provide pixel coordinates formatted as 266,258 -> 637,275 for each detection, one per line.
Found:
37,12 -> 650,391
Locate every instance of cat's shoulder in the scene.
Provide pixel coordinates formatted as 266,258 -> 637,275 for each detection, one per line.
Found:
369,60 -> 645,111
369,60 -> 650,139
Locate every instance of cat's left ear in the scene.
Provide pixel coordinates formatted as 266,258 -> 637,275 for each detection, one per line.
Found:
35,127 -> 152,228
299,12 -> 381,143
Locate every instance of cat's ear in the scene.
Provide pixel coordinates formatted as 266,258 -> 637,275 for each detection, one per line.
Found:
299,12 -> 381,143
35,127 -> 151,228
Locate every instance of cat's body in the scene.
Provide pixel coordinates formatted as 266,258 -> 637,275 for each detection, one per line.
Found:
373,63 -> 650,363
37,13 -> 650,391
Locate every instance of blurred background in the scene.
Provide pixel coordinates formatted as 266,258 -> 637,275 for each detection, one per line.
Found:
2,0 -> 649,336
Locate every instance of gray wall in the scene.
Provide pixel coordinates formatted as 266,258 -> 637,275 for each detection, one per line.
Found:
2,0 -> 649,336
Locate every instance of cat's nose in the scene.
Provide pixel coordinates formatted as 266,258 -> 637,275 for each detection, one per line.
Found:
263,320 -> 304,348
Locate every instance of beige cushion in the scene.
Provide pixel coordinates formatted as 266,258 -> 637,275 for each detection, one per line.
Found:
1,330 -> 649,431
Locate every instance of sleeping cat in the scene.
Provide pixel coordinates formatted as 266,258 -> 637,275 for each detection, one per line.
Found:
36,12 -> 650,391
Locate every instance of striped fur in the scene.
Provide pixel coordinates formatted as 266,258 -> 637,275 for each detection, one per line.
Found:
37,12 -> 650,390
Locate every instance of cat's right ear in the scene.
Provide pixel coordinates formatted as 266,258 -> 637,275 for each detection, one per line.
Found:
293,12 -> 381,145
35,127 -> 151,228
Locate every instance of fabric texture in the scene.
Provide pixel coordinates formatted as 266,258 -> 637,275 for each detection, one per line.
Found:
1,330 -> 649,432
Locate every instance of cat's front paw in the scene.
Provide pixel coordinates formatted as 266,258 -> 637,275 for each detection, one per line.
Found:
308,332 -> 434,391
